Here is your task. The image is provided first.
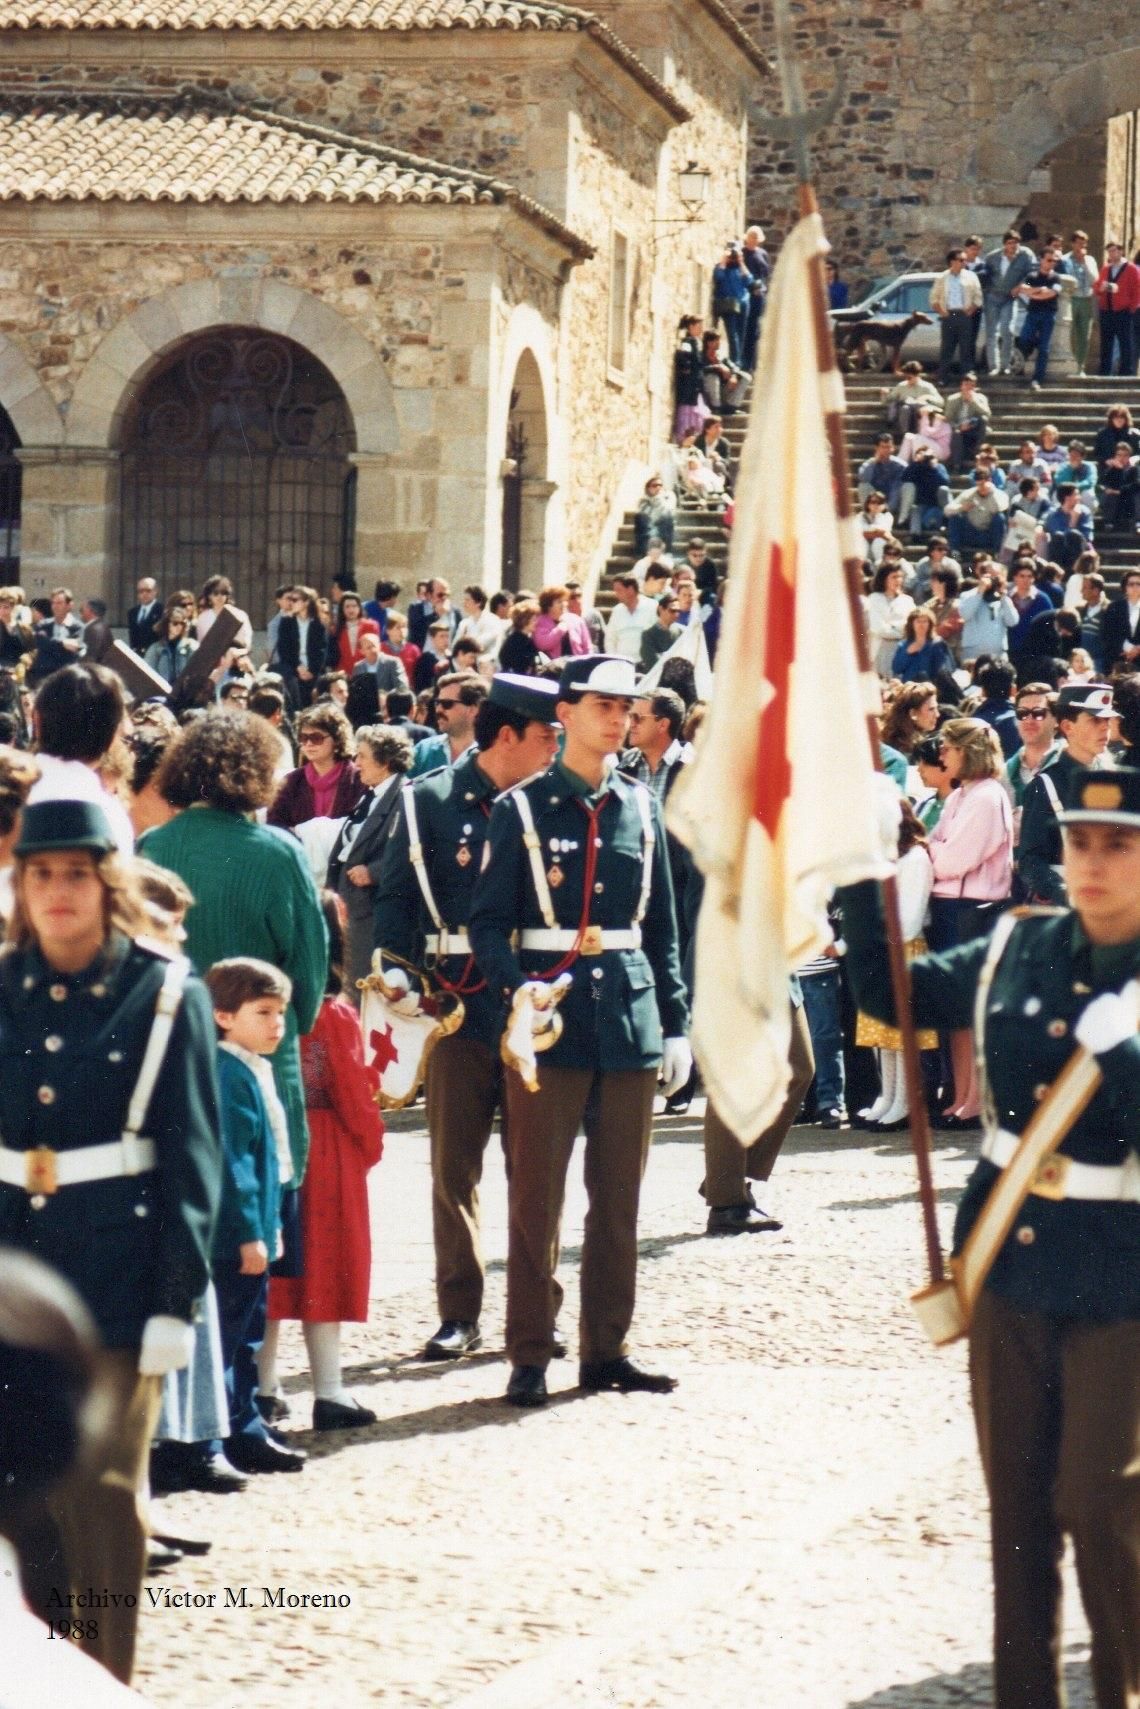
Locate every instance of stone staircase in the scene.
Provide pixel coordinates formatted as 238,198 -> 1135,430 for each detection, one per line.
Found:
599,372 -> 1140,603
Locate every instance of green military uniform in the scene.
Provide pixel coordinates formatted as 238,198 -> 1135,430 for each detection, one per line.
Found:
469,738 -> 688,1379
0,802 -> 221,1685
840,781 -> 1140,1709
373,748 -> 511,1336
1018,684 -> 1115,907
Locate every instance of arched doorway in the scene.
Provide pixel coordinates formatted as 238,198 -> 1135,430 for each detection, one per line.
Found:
500,349 -> 550,593
0,405 -> 19,578
117,329 -> 356,622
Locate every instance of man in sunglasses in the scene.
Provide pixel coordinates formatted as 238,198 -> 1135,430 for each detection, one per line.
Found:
1018,683 -> 1115,904
1005,684 -> 1060,883
409,672 -> 487,778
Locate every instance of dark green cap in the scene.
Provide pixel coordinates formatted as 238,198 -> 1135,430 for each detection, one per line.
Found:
488,673 -> 561,724
1059,766 -> 1140,829
15,800 -> 116,856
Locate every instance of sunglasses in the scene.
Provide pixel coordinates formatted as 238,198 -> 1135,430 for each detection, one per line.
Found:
436,699 -> 462,711
1017,708 -> 1050,721
299,730 -> 332,745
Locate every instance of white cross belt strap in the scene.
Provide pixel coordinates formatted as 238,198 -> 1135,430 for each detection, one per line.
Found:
981,1128 -> 1140,1202
0,1138 -> 158,1196
512,783 -> 656,932
400,783 -> 445,933
513,788 -> 557,928
0,953 -> 188,1198
521,928 -> 642,954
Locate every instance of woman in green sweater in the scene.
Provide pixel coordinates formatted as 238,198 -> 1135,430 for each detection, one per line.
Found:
141,712 -> 328,1187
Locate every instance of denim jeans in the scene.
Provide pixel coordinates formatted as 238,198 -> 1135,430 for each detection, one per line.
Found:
947,513 -> 1005,556
800,969 -> 846,1116
984,297 -> 1016,370
1017,306 -> 1055,384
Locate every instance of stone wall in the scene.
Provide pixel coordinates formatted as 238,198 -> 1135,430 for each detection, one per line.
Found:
722,0 -> 1140,290
1106,112 -> 1140,254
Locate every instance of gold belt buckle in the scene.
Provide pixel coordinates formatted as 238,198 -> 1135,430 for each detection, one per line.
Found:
1031,1153 -> 1070,1201
580,925 -> 604,956
25,1147 -> 59,1196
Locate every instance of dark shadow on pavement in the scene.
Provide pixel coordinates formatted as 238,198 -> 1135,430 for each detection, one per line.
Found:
287,1386 -> 603,1457
845,1648 -> 1093,1707
825,1186 -> 962,1212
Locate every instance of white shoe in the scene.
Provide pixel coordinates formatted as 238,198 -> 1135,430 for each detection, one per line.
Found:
1030,380 -> 1042,392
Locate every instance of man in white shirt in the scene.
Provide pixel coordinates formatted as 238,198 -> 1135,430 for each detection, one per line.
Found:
930,249 -> 984,385
604,574 -> 659,659
454,586 -> 506,656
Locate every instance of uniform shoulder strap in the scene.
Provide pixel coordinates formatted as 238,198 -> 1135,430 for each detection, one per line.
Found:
512,786 -> 557,929
400,781 -> 444,932
630,782 -> 656,926
121,954 -> 191,1174
1038,770 -> 1063,819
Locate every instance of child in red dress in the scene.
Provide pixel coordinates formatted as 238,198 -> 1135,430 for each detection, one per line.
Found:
258,894 -> 384,1430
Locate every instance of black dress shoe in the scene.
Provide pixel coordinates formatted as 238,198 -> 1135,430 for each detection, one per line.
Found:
146,1545 -> 183,1575
151,1531 -> 212,1557
256,1392 -> 290,1424
312,1397 -> 377,1432
816,1110 -> 849,1130
579,1357 -> 677,1395
706,1203 -> 782,1235
225,1434 -> 306,1474
422,1320 -> 482,1361
505,1365 -> 548,1408
160,1448 -> 248,1495
551,1335 -> 567,1360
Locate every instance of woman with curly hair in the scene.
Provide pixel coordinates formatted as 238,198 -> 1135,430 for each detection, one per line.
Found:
881,680 -> 941,756
140,712 -> 328,1195
267,703 -> 364,833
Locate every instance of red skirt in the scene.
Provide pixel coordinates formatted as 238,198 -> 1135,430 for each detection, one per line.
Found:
268,1108 -> 373,1322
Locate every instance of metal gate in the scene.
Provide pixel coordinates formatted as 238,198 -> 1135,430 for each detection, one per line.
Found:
118,330 -> 355,624
0,406 -> 20,580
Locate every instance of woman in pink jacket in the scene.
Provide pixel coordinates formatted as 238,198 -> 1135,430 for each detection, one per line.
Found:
926,717 -> 1014,1125
533,585 -> 591,659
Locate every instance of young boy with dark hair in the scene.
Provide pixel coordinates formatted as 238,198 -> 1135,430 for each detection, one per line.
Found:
204,957 -> 306,1475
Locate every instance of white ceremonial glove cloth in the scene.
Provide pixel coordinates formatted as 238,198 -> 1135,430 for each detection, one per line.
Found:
138,1315 -> 195,1376
380,966 -> 422,1017
660,1036 -> 694,1098
1075,983 -> 1140,1057
517,978 -> 562,1033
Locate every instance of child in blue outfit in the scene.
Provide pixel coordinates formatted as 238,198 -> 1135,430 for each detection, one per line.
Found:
205,957 -> 305,1476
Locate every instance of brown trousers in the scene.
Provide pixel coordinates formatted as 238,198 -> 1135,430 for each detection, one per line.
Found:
969,1289 -> 1140,1709
504,1065 -> 657,1368
20,1349 -> 161,1684
701,1001 -> 815,1207
425,1032 -> 507,1324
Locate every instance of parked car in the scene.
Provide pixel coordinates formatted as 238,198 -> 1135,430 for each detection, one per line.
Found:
829,271 -> 941,370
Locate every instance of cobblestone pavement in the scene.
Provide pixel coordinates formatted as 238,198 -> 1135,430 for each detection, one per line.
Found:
135,1104 -> 1094,1708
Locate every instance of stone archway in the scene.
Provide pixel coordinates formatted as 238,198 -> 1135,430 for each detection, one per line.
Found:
0,334 -> 64,448
500,348 -> 553,593
66,278 -> 397,456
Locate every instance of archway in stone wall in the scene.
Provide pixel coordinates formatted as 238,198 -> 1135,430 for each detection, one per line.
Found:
0,406 -> 20,579
115,329 -> 356,624
500,349 -> 551,594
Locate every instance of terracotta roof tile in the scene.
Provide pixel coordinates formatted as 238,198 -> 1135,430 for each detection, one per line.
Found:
0,88 -> 595,255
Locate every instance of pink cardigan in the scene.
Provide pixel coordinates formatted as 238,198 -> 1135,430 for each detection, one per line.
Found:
929,777 -> 1013,901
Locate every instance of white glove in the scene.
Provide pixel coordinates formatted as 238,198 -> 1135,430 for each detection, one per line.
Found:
518,979 -> 562,1034
660,1036 -> 694,1098
138,1315 -> 195,1376
380,965 -> 422,1018
1075,984 -> 1140,1057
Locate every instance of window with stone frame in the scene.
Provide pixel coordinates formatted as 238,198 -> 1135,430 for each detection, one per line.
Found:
608,226 -> 631,380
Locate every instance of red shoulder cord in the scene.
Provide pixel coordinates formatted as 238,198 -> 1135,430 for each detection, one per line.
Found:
533,795 -> 607,982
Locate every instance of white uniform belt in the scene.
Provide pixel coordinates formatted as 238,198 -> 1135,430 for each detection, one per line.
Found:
982,1128 -> 1140,1202
0,1138 -> 157,1196
520,927 -> 642,955
424,930 -> 471,956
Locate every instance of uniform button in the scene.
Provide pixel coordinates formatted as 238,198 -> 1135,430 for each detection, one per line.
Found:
464,792 -> 474,801
37,1086 -> 56,1105
1047,1019 -> 1068,1038
90,983 -> 107,998
29,1193 -> 47,1211
108,1049 -> 124,1063
49,984 -> 67,1002
44,1035 -> 63,1053
594,882 -> 604,894
134,1204 -> 149,1218
21,975 -> 34,991
1034,1083 -> 1049,1101
1072,981 -> 1091,995
591,968 -> 604,980
1016,1225 -> 1036,1246
1023,997 -> 1042,1016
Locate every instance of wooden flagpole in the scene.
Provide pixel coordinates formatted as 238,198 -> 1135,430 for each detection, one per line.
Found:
757,1 -> 945,1284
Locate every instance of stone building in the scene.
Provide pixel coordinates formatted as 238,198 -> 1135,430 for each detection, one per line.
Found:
727,0 -> 1140,289
0,0 -> 764,622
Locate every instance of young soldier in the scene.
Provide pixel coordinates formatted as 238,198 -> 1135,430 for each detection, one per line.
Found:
1018,682 -> 1114,905
372,673 -> 561,1360
468,655 -> 691,1409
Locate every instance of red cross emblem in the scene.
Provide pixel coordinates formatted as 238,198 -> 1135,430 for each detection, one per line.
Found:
369,1024 -> 400,1073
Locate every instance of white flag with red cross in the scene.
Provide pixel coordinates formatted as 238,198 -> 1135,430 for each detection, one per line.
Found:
668,211 -> 887,1143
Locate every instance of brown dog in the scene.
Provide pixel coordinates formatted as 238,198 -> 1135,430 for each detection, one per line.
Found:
836,312 -> 935,374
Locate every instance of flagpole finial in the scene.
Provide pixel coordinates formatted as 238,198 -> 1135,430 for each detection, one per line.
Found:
753,0 -> 844,187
